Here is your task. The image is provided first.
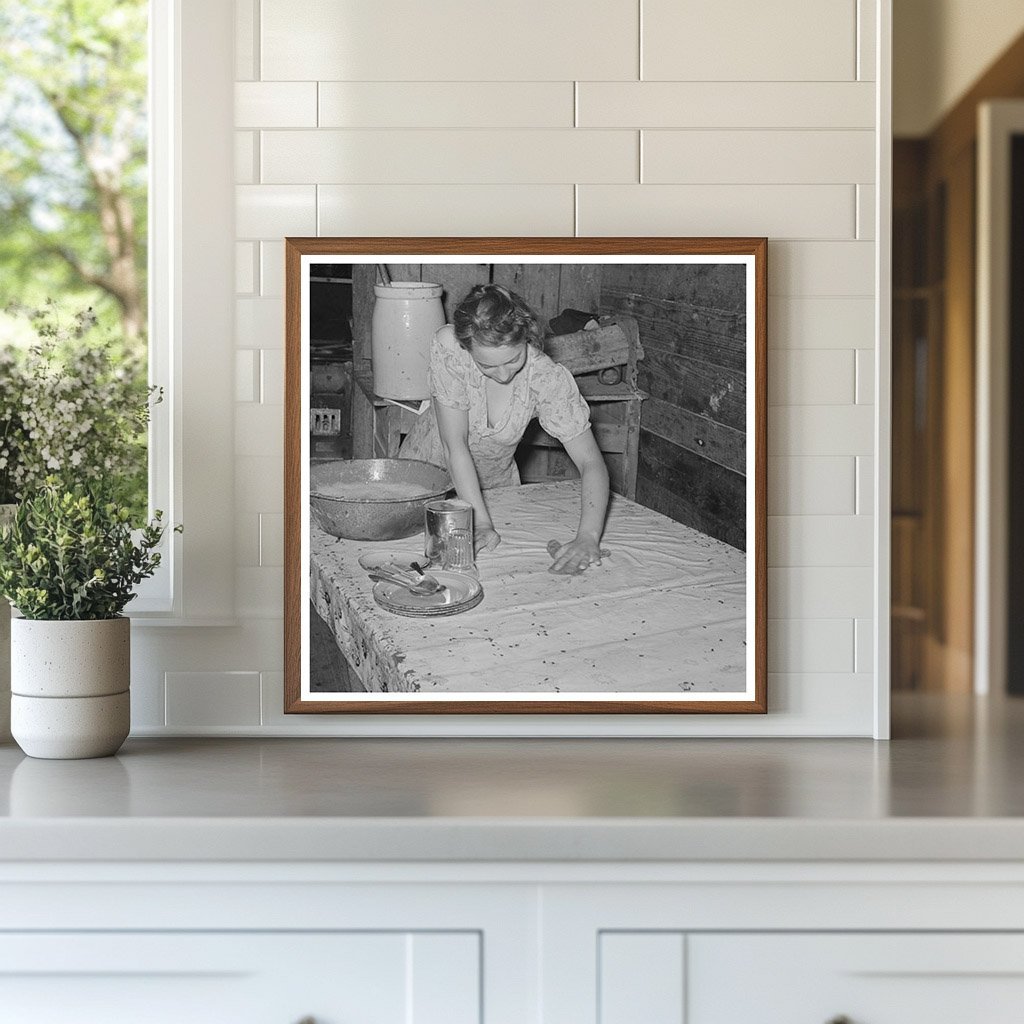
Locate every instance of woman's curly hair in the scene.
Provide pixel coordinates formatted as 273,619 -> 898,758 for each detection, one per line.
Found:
451,284 -> 546,351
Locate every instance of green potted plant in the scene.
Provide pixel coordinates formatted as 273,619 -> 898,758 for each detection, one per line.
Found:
0,340 -> 29,743
0,302 -> 166,757
0,304 -> 154,518
0,479 -> 171,758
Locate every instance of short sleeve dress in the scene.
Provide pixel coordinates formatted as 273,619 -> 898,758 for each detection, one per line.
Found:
398,325 -> 591,488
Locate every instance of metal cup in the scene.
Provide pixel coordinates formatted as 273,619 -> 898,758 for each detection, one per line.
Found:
424,499 -> 476,573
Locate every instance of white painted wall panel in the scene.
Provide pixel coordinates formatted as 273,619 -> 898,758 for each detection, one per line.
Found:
578,184 -> 856,238
261,130 -> 639,184
856,349 -> 875,403
769,619 -> 856,673
770,297 -> 875,349
235,297 -> 285,350
234,131 -> 256,184
261,672 -> 330,729
137,621 -> 284,679
771,568 -> 874,620
642,0 -> 858,81
235,404 -> 283,458
764,672 -> 873,732
235,456 -> 283,512
130,662 -> 166,729
319,82 -> 574,128
235,0 -> 256,81
236,185 -> 316,237
856,456 -> 875,515
768,457 -> 856,515
235,567 -> 283,619
165,672 -> 262,728
643,130 -> 875,185
235,82 -> 317,128
769,350 -> 857,405
235,350 -> 259,403
260,349 -> 285,403
769,406 -> 875,456
318,184 -> 575,237
235,242 -> 255,294
259,514 -> 284,567
579,82 -> 874,129
859,0 -> 878,80
769,516 -> 873,567
768,241 -> 874,296
236,512 -> 261,567
261,0 -> 639,81
857,183 -> 876,238
143,0 -> 888,737
259,241 -> 285,297
855,618 -> 874,673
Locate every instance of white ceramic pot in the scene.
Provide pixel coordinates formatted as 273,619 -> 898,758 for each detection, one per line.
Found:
0,502 -> 14,744
10,617 -> 131,759
370,282 -> 445,399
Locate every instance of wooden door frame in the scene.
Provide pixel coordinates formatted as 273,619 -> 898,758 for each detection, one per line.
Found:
975,100 -> 1024,696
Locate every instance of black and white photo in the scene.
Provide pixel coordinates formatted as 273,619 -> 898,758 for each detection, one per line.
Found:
284,238 -> 766,715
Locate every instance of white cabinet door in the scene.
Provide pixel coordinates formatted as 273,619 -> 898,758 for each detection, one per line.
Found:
689,933 -> 1024,1024
0,932 -> 480,1024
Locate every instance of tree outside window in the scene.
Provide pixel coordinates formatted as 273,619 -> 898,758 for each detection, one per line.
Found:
0,0 -> 150,518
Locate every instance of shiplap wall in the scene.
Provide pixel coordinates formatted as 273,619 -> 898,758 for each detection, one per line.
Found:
134,0 -> 885,737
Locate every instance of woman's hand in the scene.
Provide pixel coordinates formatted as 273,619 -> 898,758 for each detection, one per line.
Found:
547,535 -> 603,575
475,525 -> 501,554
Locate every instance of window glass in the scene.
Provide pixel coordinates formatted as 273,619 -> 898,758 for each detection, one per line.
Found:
0,0 -> 149,520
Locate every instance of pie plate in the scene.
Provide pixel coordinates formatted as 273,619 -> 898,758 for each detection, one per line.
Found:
372,570 -> 483,618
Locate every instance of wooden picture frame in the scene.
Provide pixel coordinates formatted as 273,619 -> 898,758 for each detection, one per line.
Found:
284,238 -> 767,715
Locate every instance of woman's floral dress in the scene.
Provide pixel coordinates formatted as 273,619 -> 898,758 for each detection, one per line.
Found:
398,325 -> 591,488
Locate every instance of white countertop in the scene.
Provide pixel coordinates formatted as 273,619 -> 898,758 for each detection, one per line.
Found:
2,693 -> 1023,862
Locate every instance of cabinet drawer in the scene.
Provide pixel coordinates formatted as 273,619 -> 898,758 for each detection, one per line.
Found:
0,931 -> 480,1024
688,933 -> 1024,1024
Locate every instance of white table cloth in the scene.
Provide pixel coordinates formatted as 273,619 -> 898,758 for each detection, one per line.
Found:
309,481 -> 746,695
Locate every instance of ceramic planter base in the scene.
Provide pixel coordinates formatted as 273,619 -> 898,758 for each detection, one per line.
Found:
11,692 -> 130,759
0,597 -> 11,744
10,616 -> 131,759
0,503 -> 14,743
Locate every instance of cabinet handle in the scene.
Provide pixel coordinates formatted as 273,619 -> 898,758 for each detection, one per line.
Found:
826,1017 -> 854,1024
293,1018 -> 316,1024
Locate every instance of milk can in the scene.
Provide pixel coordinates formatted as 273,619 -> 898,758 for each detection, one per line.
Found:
370,282 -> 445,399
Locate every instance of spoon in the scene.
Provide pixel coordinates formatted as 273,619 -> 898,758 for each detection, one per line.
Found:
408,561 -> 445,591
368,570 -> 445,597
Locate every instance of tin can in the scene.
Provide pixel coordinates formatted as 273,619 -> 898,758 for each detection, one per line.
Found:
424,499 -> 476,573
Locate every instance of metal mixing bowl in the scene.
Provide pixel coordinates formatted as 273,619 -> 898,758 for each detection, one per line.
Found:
309,459 -> 452,541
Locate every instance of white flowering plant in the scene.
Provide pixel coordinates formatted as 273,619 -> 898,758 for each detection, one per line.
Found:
0,478 -> 173,620
0,302 -> 156,519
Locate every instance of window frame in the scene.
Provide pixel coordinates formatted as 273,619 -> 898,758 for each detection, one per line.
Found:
128,0 -> 236,624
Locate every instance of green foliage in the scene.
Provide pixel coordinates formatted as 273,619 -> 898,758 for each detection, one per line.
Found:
0,477 -> 174,620
0,0 -> 148,345
0,300 -> 155,516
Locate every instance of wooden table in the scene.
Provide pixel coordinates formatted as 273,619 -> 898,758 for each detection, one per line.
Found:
309,481 -> 746,695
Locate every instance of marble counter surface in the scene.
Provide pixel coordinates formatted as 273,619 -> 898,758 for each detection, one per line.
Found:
1,693 -> 1023,862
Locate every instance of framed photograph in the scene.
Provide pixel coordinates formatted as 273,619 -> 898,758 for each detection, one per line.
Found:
284,238 -> 767,715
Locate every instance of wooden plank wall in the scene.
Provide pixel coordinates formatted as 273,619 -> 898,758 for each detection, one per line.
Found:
598,264 -> 747,550
352,264 -> 600,348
